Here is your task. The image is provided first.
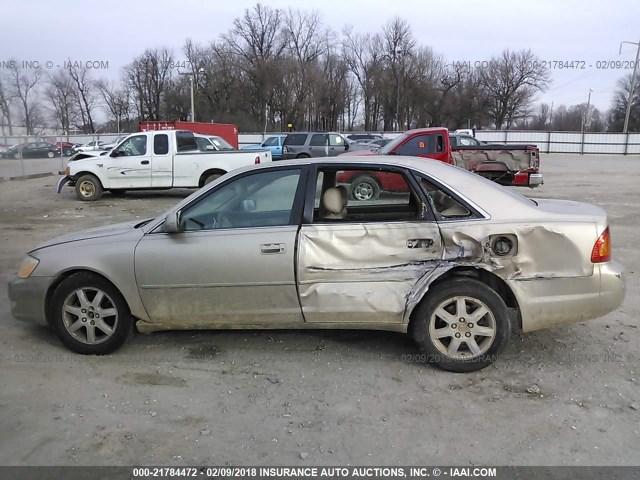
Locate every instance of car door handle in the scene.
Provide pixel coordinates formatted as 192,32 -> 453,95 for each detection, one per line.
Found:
141,160 -> 150,165
260,243 -> 285,254
407,238 -> 434,249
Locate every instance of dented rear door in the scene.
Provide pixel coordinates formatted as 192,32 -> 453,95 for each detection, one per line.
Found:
297,221 -> 443,324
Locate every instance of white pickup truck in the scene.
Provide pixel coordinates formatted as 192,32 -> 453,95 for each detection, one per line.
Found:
57,130 -> 272,201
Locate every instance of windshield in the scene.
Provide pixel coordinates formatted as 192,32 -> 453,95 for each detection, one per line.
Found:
378,132 -> 410,154
208,136 -> 234,150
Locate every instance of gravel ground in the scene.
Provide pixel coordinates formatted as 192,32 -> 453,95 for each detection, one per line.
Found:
0,154 -> 638,466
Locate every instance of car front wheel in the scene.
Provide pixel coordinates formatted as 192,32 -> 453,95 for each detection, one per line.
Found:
350,176 -> 380,201
75,174 -> 103,201
410,278 -> 511,372
50,272 -> 133,355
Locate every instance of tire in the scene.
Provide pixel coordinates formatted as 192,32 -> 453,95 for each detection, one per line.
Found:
204,172 -> 224,185
75,174 -> 103,201
295,153 -> 310,159
108,189 -> 126,196
47,151 -> 55,158
410,278 -> 511,372
49,272 -> 133,355
350,175 -> 380,201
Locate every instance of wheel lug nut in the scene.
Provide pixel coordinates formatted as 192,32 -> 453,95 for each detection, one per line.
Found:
95,314 -> 100,318
81,309 -> 86,313
82,318 -> 86,322
468,323 -> 474,328
465,332 -> 471,337
455,332 -> 461,338
90,320 -> 95,325
451,323 -> 457,329
459,318 -> 465,322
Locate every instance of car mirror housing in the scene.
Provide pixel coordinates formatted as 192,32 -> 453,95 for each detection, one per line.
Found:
163,211 -> 182,233
242,199 -> 257,212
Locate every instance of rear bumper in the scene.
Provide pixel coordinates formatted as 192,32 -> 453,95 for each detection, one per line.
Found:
8,276 -> 52,326
512,171 -> 543,188
510,261 -> 625,333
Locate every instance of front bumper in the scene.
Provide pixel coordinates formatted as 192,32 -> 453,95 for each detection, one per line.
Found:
8,276 -> 52,326
56,175 -> 72,193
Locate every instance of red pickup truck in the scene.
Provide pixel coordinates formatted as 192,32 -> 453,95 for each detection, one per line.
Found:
339,128 -> 542,196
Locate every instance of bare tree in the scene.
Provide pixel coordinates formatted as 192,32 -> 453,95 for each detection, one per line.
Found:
0,71 -> 15,135
67,62 -> 97,132
8,61 -> 42,134
125,48 -> 174,121
96,78 -> 132,132
45,69 -> 78,133
479,49 -> 551,129
608,73 -> 640,132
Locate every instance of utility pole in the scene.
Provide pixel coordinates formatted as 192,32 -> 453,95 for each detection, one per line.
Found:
619,40 -> 640,133
179,68 -> 205,122
585,88 -> 593,131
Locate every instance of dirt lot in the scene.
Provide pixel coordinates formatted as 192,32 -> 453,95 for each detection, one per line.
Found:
0,155 -> 638,467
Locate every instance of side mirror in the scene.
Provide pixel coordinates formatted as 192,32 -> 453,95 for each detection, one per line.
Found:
344,142 -> 349,151
111,150 -> 121,157
163,211 -> 181,233
242,199 -> 256,212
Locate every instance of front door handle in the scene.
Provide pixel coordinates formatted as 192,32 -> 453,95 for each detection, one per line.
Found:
407,238 -> 434,249
141,160 -> 150,165
260,243 -> 286,254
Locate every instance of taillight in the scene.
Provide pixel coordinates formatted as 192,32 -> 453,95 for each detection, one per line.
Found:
591,227 -> 611,263
255,156 -> 260,164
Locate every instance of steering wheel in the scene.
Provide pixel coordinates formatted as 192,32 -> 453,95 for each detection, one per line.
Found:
124,147 -> 134,156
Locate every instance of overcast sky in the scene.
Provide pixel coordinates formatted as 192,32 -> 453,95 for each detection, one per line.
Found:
1,0 -> 639,112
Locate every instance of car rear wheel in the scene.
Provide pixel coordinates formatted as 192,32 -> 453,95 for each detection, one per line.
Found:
75,174 -> 103,201
47,151 -> 55,158
350,176 -> 380,201
410,278 -> 511,372
204,173 -> 224,185
295,153 -> 310,159
50,272 -> 133,355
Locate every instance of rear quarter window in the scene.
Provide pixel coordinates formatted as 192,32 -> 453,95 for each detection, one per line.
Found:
176,131 -> 198,152
284,134 -> 308,146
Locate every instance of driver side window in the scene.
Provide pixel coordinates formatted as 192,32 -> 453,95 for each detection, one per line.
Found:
179,169 -> 302,231
114,135 -> 147,157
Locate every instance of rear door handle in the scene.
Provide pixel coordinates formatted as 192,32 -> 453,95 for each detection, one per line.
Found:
260,243 -> 285,254
141,160 -> 150,165
407,238 -> 434,249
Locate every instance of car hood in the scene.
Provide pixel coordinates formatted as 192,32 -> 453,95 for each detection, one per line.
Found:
31,220 -> 142,251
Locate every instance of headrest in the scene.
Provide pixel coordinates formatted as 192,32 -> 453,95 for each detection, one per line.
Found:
322,188 -> 344,214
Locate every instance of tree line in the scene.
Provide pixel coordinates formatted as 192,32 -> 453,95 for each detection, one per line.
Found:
0,3 -> 638,136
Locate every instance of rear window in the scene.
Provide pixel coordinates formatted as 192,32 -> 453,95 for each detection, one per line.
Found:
284,134 -> 308,146
176,131 -> 198,152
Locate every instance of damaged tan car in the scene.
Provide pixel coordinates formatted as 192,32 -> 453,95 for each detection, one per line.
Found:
9,157 -> 625,372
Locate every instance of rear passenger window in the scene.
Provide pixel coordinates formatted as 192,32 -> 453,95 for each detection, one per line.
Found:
310,134 -> 327,146
154,134 -> 169,155
419,178 -> 471,219
284,134 -> 308,146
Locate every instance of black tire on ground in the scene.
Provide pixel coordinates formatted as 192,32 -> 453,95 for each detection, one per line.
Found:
108,189 -> 127,196
75,174 -> 103,201
350,175 -> 380,201
49,272 -> 133,355
204,173 -> 224,185
410,278 -> 511,372
295,153 -> 311,159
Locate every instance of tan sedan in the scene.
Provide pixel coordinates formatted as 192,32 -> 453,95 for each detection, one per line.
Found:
9,157 -> 624,372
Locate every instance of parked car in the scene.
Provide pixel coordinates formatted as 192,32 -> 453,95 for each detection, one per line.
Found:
0,142 -> 61,159
10,156 -> 624,372
101,135 -> 128,151
55,141 -> 78,156
282,132 -> 350,159
341,128 -> 542,188
194,134 -> 236,152
347,133 -> 384,143
71,141 -> 108,154
57,130 -> 272,201
241,135 -> 286,160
